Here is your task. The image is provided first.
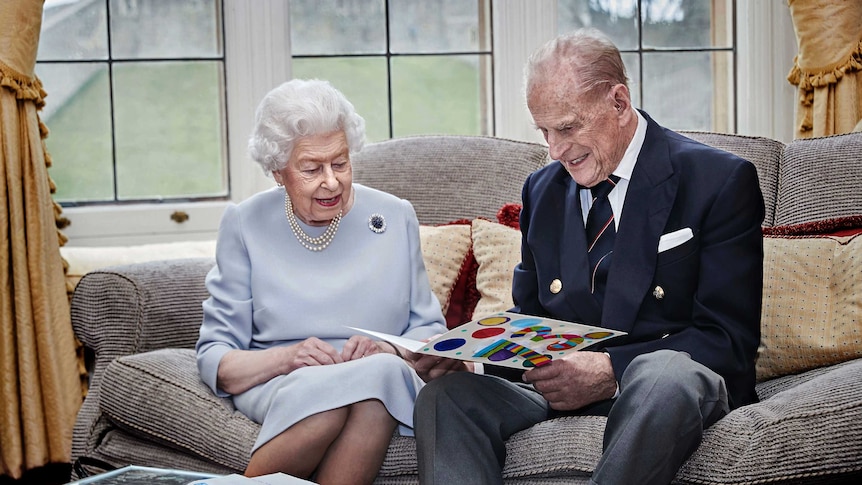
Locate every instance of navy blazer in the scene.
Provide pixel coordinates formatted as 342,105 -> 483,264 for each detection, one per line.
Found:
511,112 -> 764,409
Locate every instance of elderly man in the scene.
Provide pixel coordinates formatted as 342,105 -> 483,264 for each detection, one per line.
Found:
410,29 -> 764,485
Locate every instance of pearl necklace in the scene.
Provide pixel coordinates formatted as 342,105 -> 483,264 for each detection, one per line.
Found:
284,192 -> 342,252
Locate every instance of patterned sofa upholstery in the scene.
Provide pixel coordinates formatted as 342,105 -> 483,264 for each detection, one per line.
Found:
69,133 -> 862,484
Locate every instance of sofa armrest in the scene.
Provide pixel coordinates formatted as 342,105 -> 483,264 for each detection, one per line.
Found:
70,257 -> 215,467
71,257 -> 215,381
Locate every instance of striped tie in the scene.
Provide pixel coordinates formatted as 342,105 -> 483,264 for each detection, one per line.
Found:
586,175 -> 620,306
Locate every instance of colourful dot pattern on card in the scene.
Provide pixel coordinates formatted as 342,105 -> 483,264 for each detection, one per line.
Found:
419,312 -> 624,369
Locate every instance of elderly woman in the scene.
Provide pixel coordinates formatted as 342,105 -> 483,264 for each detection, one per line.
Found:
195,79 -> 447,484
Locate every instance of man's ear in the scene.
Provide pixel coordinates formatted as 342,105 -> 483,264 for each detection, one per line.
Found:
608,83 -> 631,112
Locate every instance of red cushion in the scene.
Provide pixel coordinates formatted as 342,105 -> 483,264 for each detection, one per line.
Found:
763,215 -> 862,237
445,249 -> 479,328
434,219 -> 480,328
496,203 -> 522,229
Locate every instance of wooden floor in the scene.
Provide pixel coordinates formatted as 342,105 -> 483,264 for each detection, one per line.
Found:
0,464 -> 71,485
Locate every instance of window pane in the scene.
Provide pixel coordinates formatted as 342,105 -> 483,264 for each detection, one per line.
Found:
112,62 -> 227,200
557,0 -> 639,50
389,0 -> 490,54
621,52 -> 641,108
109,0 -> 221,59
290,0 -> 386,55
38,0 -> 108,60
37,63 -> 114,202
292,58 -> 390,142
390,55 -> 489,137
640,51 -> 734,131
642,0 -> 732,49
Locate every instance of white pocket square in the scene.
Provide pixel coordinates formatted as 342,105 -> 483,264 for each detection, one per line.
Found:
658,228 -> 694,253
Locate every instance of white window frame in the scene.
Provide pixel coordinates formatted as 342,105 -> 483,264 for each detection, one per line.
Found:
59,0 -> 796,247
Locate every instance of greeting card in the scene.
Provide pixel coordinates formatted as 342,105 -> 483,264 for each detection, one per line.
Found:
351,312 -> 625,369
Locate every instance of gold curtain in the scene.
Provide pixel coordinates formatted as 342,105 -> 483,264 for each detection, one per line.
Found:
1,0 -> 82,479
787,0 -> 862,139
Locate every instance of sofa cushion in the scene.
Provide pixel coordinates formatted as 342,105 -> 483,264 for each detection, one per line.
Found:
678,358 -> 862,484
85,427 -> 235,477
757,232 -> 862,380
418,223 -> 473,314
470,219 -> 523,317
679,131 -> 784,227
443,244 -> 480,328
774,132 -> 862,226
496,203 -> 522,230
352,135 -> 549,225
99,349 -> 258,472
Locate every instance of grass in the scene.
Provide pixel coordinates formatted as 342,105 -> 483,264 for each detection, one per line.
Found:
46,62 -> 227,202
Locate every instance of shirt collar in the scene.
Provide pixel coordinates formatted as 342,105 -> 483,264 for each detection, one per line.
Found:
611,110 -> 647,182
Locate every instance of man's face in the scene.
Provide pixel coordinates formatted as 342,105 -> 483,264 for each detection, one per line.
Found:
527,78 -> 629,188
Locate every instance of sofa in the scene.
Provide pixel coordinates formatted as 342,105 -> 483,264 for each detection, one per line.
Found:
68,132 -> 862,484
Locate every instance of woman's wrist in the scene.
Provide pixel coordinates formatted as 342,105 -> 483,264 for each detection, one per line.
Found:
381,340 -> 404,359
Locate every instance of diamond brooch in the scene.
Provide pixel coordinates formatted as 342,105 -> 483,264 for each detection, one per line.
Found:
369,213 -> 386,234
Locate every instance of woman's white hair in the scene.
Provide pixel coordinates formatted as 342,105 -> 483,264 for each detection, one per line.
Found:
248,79 -> 366,175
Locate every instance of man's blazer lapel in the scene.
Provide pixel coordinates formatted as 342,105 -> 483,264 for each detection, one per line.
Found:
603,117 -> 678,332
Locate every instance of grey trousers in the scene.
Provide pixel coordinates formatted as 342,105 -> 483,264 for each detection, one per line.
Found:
413,349 -> 729,485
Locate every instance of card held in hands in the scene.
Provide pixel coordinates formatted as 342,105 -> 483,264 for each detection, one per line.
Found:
349,312 -> 626,369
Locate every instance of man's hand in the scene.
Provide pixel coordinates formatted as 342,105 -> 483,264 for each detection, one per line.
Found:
523,351 -> 617,411
407,351 -> 472,382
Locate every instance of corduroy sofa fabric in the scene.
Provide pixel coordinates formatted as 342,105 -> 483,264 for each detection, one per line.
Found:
351,135 -> 550,225
679,131 -> 784,227
775,133 -> 862,226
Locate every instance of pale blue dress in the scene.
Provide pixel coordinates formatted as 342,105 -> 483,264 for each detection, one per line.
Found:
196,184 -> 447,451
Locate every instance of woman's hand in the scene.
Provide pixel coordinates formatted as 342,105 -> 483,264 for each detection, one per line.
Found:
341,335 -> 388,361
216,337 -> 342,395
285,337 -> 345,370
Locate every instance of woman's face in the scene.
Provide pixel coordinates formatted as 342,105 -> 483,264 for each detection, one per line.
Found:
273,130 -> 354,226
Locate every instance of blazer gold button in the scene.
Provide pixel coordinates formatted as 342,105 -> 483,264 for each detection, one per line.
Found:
653,286 -> 665,300
550,279 -> 562,294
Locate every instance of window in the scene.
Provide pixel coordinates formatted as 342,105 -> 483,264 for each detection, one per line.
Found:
289,0 -> 493,142
557,0 -> 735,132
36,0 -> 228,205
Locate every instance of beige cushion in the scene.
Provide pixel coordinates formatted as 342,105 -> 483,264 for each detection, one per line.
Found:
61,240 -> 217,291
757,233 -> 862,380
418,224 -> 473,313
470,218 -> 522,316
